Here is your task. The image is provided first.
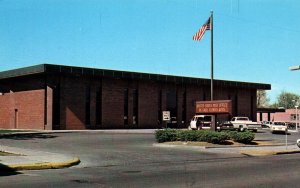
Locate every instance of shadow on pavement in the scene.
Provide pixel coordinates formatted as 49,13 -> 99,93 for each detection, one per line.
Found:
0,163 -> 21,176
0,133 -> 58,140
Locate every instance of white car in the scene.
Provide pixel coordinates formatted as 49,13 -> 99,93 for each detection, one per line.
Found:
188,115 -> 212,130
270,122 -> 287,134
261,121 -> 272,128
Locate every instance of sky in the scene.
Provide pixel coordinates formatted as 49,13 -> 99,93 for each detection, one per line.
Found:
0,0 -> 300,103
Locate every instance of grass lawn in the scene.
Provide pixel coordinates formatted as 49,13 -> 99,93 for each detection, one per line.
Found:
0,151 -> 19,156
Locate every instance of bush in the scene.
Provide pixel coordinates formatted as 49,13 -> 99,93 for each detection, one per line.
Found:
155,129 -> 230,144
177,130 -> 199,142
198,131 -> 230,144
155,129 -> 179,143
228,131 -> 255,144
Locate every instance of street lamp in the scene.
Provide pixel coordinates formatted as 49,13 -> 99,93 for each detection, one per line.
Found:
289,66 -> 300,131
295,105 -> 298,132
289,65 -> 300,71
292,99 -> 299,132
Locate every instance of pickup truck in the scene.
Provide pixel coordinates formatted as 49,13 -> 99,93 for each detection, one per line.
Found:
188,115 -> 212,130
230,117 -> 261,132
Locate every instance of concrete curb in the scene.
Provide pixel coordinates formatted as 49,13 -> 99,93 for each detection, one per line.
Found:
153,142 -> 293,149
6,157 -> 81,171
153,143 -> 206,149
240,150 -> 300,156
154,142 -> 300,157
0,129 -> 158,136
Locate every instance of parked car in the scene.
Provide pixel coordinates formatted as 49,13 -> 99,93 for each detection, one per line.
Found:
230,117 -> 261,132
261,121 -> 272,128
188,115 -> 212,130
286,122 -> 297,130
270,122 -> 287,134
217,121 -> 235,131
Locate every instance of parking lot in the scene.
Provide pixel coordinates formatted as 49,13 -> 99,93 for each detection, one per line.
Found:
0,129 -> 300,187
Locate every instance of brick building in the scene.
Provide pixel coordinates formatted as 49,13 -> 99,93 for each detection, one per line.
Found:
0,64 -> 270,130
258,109 -> 298,124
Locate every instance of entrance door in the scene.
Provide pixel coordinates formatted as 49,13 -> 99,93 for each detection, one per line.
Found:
14,109 -> 18,129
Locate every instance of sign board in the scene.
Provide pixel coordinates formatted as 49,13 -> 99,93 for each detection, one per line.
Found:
196,100 -> 232,114
162,111 -> 171,121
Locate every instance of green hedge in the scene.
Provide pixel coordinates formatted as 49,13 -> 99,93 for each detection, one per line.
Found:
227,131 -> 255,144
155,129 -> 179,143
155,129 -> 255,144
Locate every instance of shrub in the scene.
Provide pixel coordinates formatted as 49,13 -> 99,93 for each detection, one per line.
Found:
155,129 -> 230,144
155,129 -> 179,143
178,130 -> 199,142
198,131 -> 230,144
229,131 -> 255,144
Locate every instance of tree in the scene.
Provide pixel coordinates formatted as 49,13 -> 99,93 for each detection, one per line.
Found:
257,90 -> 270,107
275,91 -> 300,109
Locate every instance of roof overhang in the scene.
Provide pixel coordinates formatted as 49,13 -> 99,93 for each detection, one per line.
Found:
0,64 -> 271,90
257,108 -> 286,113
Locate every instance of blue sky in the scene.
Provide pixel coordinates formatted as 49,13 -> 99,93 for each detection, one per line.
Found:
0,0 -> 299,102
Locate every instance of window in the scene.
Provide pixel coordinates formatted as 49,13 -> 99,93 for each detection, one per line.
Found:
167,91 -> 177,120
85,86 -> 91,125
182,91 -> 186,123
124,88 -> 128,125
158,90 -> 162,124
290,114 -> 299,121
53,84 -> 60,128
96,86 -> 102,125
132,89 -> 138,125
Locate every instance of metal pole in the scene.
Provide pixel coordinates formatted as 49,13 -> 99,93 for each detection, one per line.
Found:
210,10 -> 214,101
296,106 -> 298,132
286,131 -> 287,150
210,11 -> 216,131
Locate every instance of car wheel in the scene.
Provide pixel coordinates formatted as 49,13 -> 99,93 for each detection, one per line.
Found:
297,139 -> 300,148
239,125 -> 244,132
188,126 -> 192,130
197,126 -> 201,130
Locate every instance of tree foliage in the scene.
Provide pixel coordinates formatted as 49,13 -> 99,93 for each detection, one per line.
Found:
273,91 -> 300,109
257,90 -> 270,107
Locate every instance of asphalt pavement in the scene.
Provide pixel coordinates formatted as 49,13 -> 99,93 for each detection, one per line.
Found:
1,129 -> 300,187
0,129 -> 300,171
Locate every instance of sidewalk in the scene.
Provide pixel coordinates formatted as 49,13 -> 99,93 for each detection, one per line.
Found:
208,144 -> 300,156
0,129 -> 158,136
154,142 -> 300,156
0,145 -> 80,171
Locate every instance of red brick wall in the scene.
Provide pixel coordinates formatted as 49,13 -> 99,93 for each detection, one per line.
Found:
138,81 -> 159,128
0,94 -> 13,128
46,86 -> 53,130
257,109 -> 296,123
60,76 -> 86,130
0,89 -> 45,129
0,74 -> 261,130
101,78 -> 126,128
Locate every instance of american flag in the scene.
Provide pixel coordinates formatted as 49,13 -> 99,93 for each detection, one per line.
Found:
192,17 -> 211,41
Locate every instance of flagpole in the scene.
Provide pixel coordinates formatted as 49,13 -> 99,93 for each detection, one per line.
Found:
210,11 -> 216,131
210,10 -> 214,101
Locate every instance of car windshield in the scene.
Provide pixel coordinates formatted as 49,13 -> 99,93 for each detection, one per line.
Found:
273,122 -> 285,126
236,117 -> 248,121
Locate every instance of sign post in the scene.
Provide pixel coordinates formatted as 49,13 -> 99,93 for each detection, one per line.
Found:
195,100 -> 232,131
162,111 -> 171,128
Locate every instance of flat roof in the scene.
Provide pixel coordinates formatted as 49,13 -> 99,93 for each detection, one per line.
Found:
0,64 -> 271,90
257,108 -> 286,113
